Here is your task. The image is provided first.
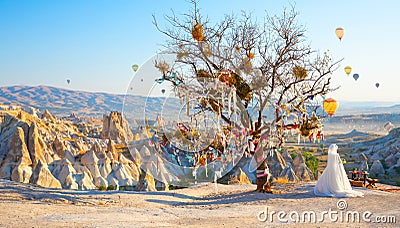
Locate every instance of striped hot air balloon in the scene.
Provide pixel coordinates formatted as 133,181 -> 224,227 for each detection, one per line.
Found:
335,27 -> 345,41
323,98 -> 339,117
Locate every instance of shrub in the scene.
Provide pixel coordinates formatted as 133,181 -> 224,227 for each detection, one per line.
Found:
98,186 -> 106,191
107,185 -> 115,191
302,152 -> 319,177
358,147 -> 367,152
290,151 -> 297,160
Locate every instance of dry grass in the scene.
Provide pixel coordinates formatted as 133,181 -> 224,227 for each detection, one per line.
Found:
273,177 -> 291,184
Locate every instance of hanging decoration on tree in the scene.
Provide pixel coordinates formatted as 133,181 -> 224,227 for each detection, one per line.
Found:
192,22 -> 204,41
292,65 -> 307,80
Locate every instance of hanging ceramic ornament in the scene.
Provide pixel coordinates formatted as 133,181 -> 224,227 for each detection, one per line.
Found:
192,22 -> 204,41
292,65 -> 307,80
297,133 -> 301,145
186,93 -> 190,116
202,42 -> 212,57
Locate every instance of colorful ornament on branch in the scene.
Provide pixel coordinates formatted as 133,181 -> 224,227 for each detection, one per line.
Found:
192,23 -> 204,41
299,123 -> 313,137
155,61 -> 170,75
218,69 -> 235,86
239,57 -> 253,75
292,65 -> 307,80
247,52 -> 255,59
177,52 -> 189,60
202,43 -> 212,57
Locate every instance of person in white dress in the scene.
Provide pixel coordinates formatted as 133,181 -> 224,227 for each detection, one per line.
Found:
314,144 -> 364,197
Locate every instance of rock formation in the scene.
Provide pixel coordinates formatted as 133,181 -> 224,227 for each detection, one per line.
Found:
350,127 -> 400,184
27,122 -> 48,167
292,153 -> 314,181
279,164 -> 300,182
278,150 -> 300,182
30,160 -> 62,189
359,153 -> 368,171
384,154 -> 398,168
101,111 -> 134,142
266,150 -> 286,179
135,170 -> 156,191
369,160 -> 385,177
218,156 -> 255,184
0,109 -> 148,191
0,127 -> 32,183
227,167 -> 251,185
42,109 -> 56,122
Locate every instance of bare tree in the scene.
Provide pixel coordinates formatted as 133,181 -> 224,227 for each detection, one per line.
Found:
152,0 -> 341,190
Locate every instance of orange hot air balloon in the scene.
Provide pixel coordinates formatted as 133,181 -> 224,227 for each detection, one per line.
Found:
323,98 -> 339,117
335,27 -> 344,41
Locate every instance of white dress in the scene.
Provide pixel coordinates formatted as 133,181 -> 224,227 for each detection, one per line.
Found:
314,144 -> 364,197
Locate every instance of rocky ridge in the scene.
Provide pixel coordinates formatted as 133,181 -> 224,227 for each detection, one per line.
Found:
0,109 -> 159,190
350,128 -> 400,184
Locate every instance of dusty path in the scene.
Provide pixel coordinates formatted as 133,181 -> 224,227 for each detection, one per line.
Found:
0,179 -> 399,227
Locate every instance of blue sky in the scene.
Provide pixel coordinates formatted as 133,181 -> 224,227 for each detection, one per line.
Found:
1,0 -> 399,103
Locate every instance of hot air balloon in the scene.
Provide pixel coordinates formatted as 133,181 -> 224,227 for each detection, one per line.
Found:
375,83 -> 380,88
344,66 -> 352,76
161,89 -> 166,94
66,79 -> 71,84
323,98 -> 339,117
353,73 -> 359,81
335,27 -> 344,41
141,78 -> 143,82
132,64 -> 139,72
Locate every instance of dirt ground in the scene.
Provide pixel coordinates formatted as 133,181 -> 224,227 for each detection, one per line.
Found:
0,179 -> 399,228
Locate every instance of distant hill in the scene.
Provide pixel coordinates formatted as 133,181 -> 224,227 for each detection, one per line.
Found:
0,85 -> 123,116
337,101 -> 400,115
0,85 -> 178,118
